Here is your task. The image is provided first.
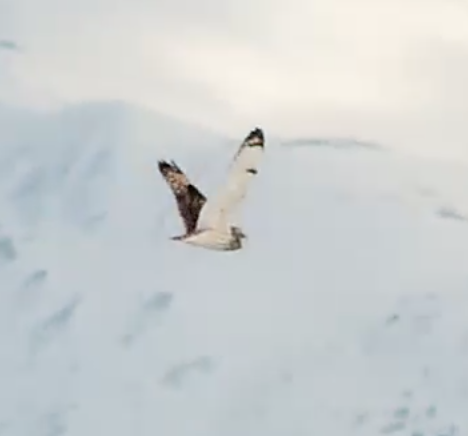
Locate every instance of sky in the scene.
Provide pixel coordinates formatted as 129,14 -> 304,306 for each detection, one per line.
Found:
1,0 -> 468,162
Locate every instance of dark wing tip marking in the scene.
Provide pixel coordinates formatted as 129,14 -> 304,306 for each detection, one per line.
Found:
158,159 -> 182,174
245,127 -> 264,148
157,159 -> 170,172
246,168 -> 258,175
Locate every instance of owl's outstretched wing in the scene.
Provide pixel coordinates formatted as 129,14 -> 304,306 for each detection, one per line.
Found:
158,160 -> 206,234
197,127 -> 265,231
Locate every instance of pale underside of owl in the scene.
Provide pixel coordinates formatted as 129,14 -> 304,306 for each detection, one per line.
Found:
157,127 -> 265,251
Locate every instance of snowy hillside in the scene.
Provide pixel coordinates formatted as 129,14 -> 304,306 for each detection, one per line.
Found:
1,102 -> 468,436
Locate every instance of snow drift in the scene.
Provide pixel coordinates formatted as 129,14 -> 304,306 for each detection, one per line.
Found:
1,101 -> 468,436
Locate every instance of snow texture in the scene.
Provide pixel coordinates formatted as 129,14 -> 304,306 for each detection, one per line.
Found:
1,101 -> 468,436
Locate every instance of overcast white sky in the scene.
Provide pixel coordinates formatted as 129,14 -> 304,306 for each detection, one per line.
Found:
1,0 -> 468,161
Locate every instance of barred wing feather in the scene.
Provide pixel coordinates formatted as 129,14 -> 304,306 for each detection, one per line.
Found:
157,160 -> 206,234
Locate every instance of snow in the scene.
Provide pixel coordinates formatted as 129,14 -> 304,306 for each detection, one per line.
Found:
1,101 -> 468,436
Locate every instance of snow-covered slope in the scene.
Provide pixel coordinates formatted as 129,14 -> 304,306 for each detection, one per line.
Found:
1,102 -> 468,436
